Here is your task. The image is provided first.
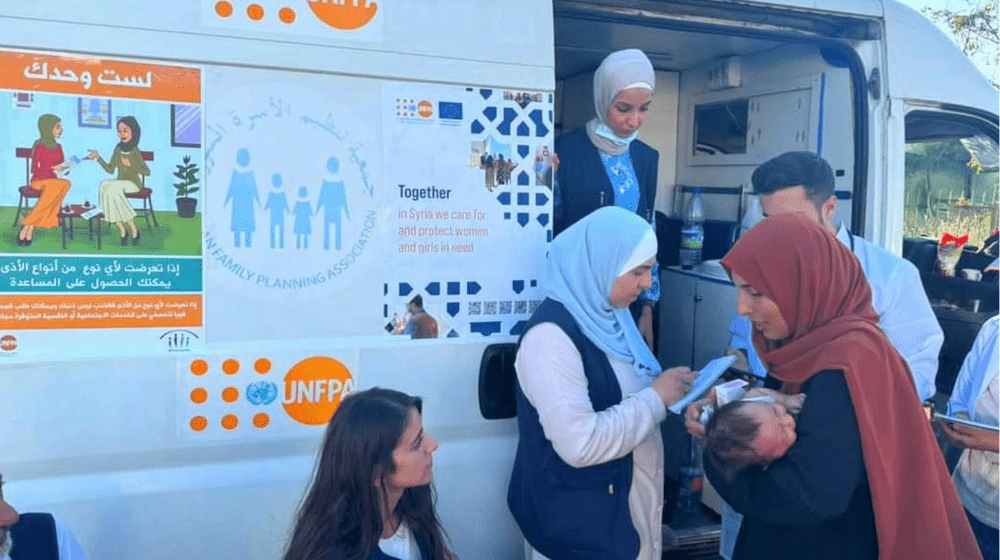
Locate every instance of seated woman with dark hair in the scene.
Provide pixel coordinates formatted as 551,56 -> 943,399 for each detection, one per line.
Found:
283,387 -> 455,560
687,213 -> 980,560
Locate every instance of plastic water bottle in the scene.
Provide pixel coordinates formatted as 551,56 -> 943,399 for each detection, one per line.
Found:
675,436 -> 704,514
679,188 -> 705,269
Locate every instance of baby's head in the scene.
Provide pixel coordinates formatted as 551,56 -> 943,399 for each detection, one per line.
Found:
705,399 -> 797,478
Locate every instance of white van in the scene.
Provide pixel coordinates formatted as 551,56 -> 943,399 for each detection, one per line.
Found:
0,1 -> 995,559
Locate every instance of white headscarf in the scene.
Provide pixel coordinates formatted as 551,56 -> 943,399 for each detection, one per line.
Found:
544,206 -> 662,381
586,49 -> 655,155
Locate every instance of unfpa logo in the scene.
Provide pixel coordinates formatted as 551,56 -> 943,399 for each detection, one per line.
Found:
309,0 -> 378,31
282,356 -> 355,425
213,0 -> 379,31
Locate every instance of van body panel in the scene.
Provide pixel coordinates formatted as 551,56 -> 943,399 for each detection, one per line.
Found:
0,3 -> 556,90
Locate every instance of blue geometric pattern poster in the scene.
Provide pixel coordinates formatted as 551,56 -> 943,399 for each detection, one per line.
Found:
383,84 -> 552,339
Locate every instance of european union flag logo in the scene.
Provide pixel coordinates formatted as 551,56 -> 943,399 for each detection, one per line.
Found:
438,101 -> 463,120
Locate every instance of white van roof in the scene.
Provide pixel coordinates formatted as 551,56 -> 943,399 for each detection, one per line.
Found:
881,0 -> 998,116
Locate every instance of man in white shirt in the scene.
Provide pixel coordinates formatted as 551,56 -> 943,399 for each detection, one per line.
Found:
732,151 -> 943,401
0,471 -> 90,560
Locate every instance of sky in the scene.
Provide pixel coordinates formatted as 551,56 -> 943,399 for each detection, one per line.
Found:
894,0 -> 998,82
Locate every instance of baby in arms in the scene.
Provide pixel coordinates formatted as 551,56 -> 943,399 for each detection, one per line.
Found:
703,386 -> 806,478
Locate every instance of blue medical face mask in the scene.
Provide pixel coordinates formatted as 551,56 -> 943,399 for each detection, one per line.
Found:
593,121 -> 638,147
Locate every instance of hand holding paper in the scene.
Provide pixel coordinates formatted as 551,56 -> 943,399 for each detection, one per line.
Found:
668,354 -> 737,415
650,366 -> 696,407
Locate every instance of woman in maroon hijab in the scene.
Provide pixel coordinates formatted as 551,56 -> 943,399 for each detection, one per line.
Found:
705,213 -> 979,560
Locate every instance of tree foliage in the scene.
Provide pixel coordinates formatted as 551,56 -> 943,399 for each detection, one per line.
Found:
924,0 -> 999,87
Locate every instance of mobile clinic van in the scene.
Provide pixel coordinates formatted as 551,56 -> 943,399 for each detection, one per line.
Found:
0,1 -> 996,559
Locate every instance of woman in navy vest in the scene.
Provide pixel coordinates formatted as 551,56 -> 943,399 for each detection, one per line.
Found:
283,388 -> 455,560
508,206 -> 696,560
553,49 -> 661,348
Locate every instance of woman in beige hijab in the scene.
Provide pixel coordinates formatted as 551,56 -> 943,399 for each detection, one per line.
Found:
553,48 -> 661,348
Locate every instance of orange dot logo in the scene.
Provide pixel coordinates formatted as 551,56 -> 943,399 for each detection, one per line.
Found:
222,359 -> 240,375
0,335 -> 17,353
254,358 -> 272,374
418,100 -> 433,118
190,388 -> 208,404
190,416 -> 208,432
282,356 -> 354,426
190,359 -> 209,376
221,414 -> 239,430
307,0 -> 378,31
222,387 -> 240,403
279,7 -> 296,23
215,0 -> 233,17
253,413 -> 270,428
247,3 -> 265,21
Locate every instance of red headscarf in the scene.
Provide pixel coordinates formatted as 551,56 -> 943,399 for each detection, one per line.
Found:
721,214 -> 980,560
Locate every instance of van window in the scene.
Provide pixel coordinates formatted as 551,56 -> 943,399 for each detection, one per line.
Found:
694,99 -> 748,155
903,112 -> 999,249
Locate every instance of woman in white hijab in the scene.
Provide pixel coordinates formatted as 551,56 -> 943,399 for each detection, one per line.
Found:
507,206 -> 695,560
553,48 -> 660,348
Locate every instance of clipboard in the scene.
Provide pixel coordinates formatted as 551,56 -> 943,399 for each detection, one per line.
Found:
933,410 -> 999,433
668,354 -> 737,415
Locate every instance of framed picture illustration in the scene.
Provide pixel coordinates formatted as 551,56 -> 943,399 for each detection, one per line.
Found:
171,104 -> 201,148
78,98 -> 112,129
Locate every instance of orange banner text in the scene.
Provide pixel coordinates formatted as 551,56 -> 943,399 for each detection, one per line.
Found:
0,49 -> 200,104
0,294 -> 203,330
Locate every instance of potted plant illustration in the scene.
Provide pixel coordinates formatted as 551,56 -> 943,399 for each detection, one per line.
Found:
173,155 -> 200,218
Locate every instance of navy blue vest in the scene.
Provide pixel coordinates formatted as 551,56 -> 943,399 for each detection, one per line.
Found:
10,513 -> 59,560
553,127 -> 658,237
507,299 -> 639,560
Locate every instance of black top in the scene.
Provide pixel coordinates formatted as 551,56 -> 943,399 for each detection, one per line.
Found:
706,370 -> 878,560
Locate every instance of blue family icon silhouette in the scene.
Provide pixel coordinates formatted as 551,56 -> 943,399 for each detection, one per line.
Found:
223,152 -> 354,253
316,156 -> 351,251
224,148 -> 260,248
293,185 -> 313,250
264,173 -> 291,249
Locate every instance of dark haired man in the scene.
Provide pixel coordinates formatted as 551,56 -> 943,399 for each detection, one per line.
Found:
732,150 -> 942,402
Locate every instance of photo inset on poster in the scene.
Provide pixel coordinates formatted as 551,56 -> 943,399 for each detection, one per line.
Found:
471,138 -> 515,193
203,68 -> 383,343
533,145 -> 553,189
384,84 -> 553,340
385,292 -> 447,340
0,48 -> 203,357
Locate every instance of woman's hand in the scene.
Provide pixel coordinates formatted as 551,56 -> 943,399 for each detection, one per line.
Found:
651,366 -> 695,408
683,388 -> 715,439
940,414 -> 1000,453
86,149 -> 100,161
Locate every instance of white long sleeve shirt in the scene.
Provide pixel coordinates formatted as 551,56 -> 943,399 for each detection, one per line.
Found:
516,322 -> 667,560
836,224 -> 944,401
